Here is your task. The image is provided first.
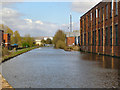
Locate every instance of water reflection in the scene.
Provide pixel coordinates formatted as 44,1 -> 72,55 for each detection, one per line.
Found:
2,47 -> 120,88
80,52 -> 120,70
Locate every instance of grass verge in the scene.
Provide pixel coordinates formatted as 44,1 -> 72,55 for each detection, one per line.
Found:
2,47 -> 39,63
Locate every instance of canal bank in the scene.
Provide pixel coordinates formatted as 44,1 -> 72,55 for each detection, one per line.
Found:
2,47 -> 39,63
0,73 -> 13,89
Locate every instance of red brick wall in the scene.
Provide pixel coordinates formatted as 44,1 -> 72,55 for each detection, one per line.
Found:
3,34 -> 10,47
66,37 -> 75,46
80,1 -> 120,57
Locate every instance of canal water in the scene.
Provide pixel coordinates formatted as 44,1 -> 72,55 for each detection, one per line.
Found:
1,47 -> 120,88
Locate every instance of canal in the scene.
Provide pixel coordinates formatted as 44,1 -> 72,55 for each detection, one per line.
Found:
1,47 -> 120,88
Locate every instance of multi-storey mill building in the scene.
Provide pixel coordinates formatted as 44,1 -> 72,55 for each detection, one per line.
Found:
80,0 -> 120,57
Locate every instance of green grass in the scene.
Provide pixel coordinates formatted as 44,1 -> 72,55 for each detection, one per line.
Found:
2,47 -> 38,63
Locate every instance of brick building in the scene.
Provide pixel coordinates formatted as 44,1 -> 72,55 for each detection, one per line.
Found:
80,0 -> 120,57
66,30 -> 80,46
0,30 -> 4,46
66,37 -> 75,46
3,33 -> 11,47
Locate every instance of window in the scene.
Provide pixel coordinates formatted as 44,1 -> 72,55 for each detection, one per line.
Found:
102,29 -> 103,46
110,26 -> 112,46
96,9 -> 98,18
81,34 -> 83,45
88,32 -> 90,45
88,15 -> 89,27
81,29 -> 82,34
84,34 -> 86,45
98,29 -> 100,46
95,11 -> 96,25
106,4 -> 108,19
91,12 -> 92,21
102,7 -> 104,21
105,27 -> 108,45
78,36 -> 80,45
98,9 -> 100,23
93,31 -> 94,46
110,2 -> 112,18
115,0 -> 118,15
84,17 -> 86,32
95,31 -> 96,46
92,12 -> 94,25
81,20 -> 82,31
115,25 -> 118,45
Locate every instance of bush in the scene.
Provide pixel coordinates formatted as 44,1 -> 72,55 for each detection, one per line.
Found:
2,47 -> 11,56
73,46 -> 80,51
53,30 -> 66,47
22,42 -> 30,48
56,40 -> 66,49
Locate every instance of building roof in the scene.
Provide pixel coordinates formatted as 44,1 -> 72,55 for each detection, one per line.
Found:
65,30 -> 80,37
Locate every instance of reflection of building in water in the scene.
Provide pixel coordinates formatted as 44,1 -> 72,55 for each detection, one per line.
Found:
81,52 -> 120,70
112,58 -> 114,69
101,56 -> 120,70
80,0 -> 120,57
102,56 -> 105,68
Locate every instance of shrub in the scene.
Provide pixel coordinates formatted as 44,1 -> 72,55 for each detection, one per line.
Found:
53,30 -> 66,47
73,46 -> 80,51
56,40 -> 66,49
22,42 -> 30,47
2,47 -> 11,56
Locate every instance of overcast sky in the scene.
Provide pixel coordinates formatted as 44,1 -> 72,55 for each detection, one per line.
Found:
0,0 -> 102,37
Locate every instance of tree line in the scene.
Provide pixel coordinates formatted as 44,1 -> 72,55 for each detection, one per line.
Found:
0,24 -> 35,47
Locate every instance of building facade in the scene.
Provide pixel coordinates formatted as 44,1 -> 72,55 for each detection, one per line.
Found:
66,37 -> 75,46
66,30 -> 80,46
80,0 -> 120,57
3,33 -> 11,47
